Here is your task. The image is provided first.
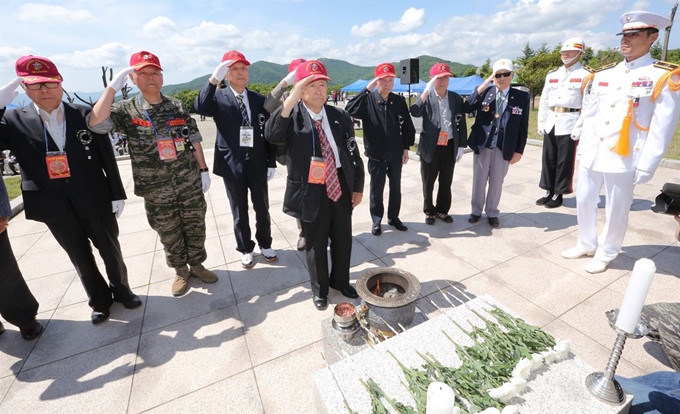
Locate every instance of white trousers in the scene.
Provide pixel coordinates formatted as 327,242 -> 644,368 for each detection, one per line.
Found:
575,166 -> 635,262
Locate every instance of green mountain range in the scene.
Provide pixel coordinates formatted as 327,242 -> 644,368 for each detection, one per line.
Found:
161,55 -> 475,95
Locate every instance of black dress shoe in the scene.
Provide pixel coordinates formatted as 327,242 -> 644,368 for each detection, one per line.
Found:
388,218 -> 408,231
544,194 -> 563,208
91,309 -> 111,325
425,215 -> 435,225
436,213 -> 454,223
19,320 -> 43,341
371,223 -> 382,236
468,214 -> 481,223
115,294 -> 143,309
313,296 -> 328,311
536,191 -> 553,205
340,286 -> 359,299
488,217 -> 500,227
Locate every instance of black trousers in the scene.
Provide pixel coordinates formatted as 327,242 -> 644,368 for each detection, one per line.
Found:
302,170 -> 352,298
421,139 -> 456,215
45,201 -> 131,311
540,127 -> 577,195
223,161 -> 272,253
0,229 -> 39,327
368,158 -> 403,224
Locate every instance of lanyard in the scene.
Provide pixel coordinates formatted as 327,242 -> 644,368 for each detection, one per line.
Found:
138,95 -> 171,137
308,113 -> 319,157
42,122 -> 64,152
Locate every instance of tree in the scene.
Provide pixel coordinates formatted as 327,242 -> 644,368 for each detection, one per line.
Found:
462,66 -> 477,77
516,42 -> 535,67
651,41 -> 663,60
589,47 -> 622,69
516,44 -> 561,109
477,59 -> 492,79
171,89 -> 199,113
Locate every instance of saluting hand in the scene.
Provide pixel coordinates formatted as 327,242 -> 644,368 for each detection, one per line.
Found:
109,67 -> 135,92
0,77 -> 22,108
282,75 -> 314,117
282,69 -> 297,88
367,77 -> 380,91
210,60 -> 233,85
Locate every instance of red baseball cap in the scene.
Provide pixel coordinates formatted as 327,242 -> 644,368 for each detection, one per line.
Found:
295,60 -> 331,83
222,50 -> 251,67
430,62 -> 452,78
15,55 -> 63,84
288,58 -> 306,73
374,63 -> 396,79
130,51 -> 163,71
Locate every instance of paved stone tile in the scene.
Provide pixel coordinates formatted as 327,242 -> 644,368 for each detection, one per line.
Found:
608,269 -> 680,307
238,283 -> 331,366
142,370 -> 263,414
229,249 -> 308,303
2,337 -> 137,414
129,306 -> 249,413
202,236 -> 227,271
254,341 -> 324,414
141,270 -> 234,334
646,245 -> 680,276
149,250 -> 176,284
17,246 -> 73,280
110,252 -> 153,290
25,271 -> 75,313
0,376 -> 14,405
119,229 -> 158,258
0,310 -> 53,379
6,231 -> 41,258
117,213 -> 152,236
5,214 -> 48,237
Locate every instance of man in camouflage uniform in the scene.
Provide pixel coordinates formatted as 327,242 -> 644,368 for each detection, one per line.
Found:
89,51 -> 217,297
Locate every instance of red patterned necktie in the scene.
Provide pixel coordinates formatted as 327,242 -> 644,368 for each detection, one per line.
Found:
313,119 -> 342,202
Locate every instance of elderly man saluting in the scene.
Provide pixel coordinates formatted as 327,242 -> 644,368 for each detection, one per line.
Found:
265,60 -> 365,311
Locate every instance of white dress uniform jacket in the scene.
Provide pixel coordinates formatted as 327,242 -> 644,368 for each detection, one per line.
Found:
574,53 -> 680,174
538,62 -> 591,136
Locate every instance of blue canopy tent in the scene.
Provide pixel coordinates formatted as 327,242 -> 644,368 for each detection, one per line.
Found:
392,78 -> 426,93
5,103 -> 19,109
447,75 -> 484,95
340,79 -> 369,92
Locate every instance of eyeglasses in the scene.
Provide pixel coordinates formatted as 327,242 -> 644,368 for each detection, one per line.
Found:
494,72 -> 512,79
24,82 -> 60,90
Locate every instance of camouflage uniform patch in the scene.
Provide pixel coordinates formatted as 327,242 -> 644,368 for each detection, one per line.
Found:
91,94 -> 207,267
642,302 -> 680,372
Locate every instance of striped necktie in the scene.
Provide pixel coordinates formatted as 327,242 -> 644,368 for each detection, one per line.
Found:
236,94 -> 250,126
313,119 -> 342,202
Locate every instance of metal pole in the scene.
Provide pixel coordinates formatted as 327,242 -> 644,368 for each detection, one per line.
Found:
662,2 -> 678,61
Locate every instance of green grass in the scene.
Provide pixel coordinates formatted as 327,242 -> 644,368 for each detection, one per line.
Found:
4,176 -> 21,201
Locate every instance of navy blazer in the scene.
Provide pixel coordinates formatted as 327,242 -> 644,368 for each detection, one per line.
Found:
409,90 -> 467,164
194,82 -> 275,181
463,85 -> 529,161
0,103 -> 126,224
265,102 -> 365,223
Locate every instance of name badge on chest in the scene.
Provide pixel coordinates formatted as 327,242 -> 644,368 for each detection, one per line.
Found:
308,156 -> 327,184
437,131 -> 449,146
240,126 -> 254,147
157,138 -> 177,160
45,151 -> 71,179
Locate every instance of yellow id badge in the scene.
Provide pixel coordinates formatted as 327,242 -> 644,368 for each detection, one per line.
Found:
158,139 -> 177,160
437,131 -> 449,146
45,151 -> 71,179
308,156 -> 327,184
174,138 -> 185,152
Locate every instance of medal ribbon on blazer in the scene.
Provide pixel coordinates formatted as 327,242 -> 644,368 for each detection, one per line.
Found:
313,119 -> 342,202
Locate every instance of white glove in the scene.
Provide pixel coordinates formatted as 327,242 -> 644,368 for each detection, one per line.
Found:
633,169 -> 653,185
283,69 -> 297,86
111,200 -> 125,218
0,77 -> 22,108
537,129 -> 545,136
210,60 -> 233,84
571,135 -> 579,141
109,67 -> 135,92
456,148 -> 464,163
424,75 -> 438,93
267,167 -> 276,182
201,171 -> 211,193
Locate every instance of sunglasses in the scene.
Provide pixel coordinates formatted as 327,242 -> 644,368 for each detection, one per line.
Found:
24,82 -> 60,90
494,72 -> 512,79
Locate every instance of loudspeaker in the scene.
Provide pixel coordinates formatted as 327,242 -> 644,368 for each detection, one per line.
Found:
400,58 -> 419,84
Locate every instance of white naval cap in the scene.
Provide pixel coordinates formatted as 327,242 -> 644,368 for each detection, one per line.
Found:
617,10 -> 671,35
492,58 -> 513,75
561,38 -> 585,52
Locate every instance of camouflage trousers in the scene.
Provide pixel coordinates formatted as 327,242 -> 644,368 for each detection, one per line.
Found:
143,181 -> 207,268
642,302 -> 680,372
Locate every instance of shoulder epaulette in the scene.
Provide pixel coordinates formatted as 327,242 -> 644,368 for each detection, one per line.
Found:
583,65 -> 594,73
596,62 -> 617,72
653,60 -> 679,71
547,67 -> 558,74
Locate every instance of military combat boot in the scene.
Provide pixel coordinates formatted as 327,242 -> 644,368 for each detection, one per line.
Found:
172,265 -> 190,297
189,264 -> 218,284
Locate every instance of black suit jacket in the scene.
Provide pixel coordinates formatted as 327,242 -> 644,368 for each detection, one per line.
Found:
0,103 -> 126,224
265,102 -> 365,223
463,85 -> 530,161
409,90 -> 467,164
194,82 -> 275,181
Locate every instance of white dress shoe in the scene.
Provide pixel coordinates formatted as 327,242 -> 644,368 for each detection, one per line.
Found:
585,258 -> 610,274
260,247 -> 278,262
561,245 -> 596,259
241,252 -> 254,269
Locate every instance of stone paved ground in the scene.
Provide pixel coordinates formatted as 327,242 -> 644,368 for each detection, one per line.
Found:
1,125 -> 679,412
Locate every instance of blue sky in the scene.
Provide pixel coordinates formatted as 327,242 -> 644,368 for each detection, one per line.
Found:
1,0 -> 678,93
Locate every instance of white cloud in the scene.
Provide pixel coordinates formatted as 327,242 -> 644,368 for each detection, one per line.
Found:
50,43 -> 132,71
138,16 -> 177,39
15,4 -> 96,24
351,19 -> 386,37
390,7 -> 425,32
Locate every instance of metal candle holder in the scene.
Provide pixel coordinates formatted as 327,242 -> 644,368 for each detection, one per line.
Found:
585,309 -> 650,405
